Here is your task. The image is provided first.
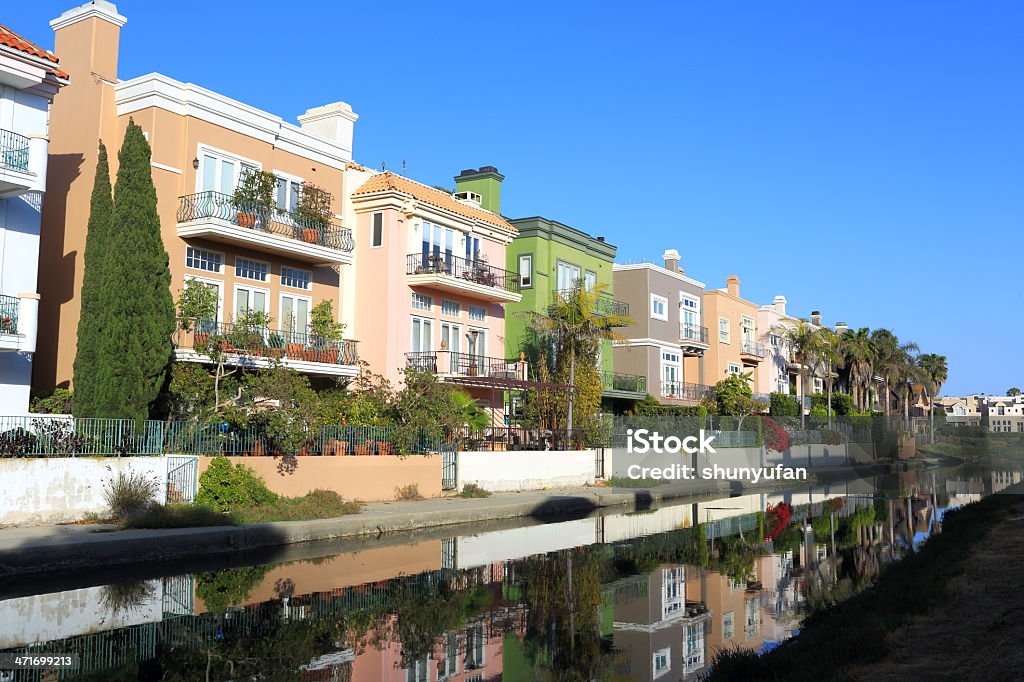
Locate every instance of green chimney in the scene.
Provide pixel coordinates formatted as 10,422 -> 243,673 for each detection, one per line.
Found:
454,166 -> 504,214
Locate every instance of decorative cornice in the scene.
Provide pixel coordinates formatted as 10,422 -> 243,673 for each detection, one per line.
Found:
50,1 -> 127,31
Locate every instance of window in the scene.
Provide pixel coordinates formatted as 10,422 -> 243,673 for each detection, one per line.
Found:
685,623 -> 704,672
441,322 -> 461,352
465,235 -> 481,263
469,305 -> 486,322
185,276 -> 223,328
661,351 -> 681,397
723,612 -> 735,639
422,221 -> 455,265
442,300 -> 461,316
728,363 -> 742,375
235,257 -> 268,282
719,317 -> 730,343
281,266 -> 311,290
411,317 -> 433,353
662,567 -> 684,618
199,148 -> 256,196
741,316 -> 755,344
186,246 -> 223,273
519,254 -> 533,288
584,270 -> 597,291
275,174 -> 301,213
653,648 -> 670,679
281,294 -> 311,336
412,293 -> 432,311
680,293 -> 700,334
556,260 -> 582,291
234,285 -> 268,320
651,294 -> 668,321
770,333 -> 780,347
813,377 -> 824,393
371,212 -> 383,247
467,328 -> 486,359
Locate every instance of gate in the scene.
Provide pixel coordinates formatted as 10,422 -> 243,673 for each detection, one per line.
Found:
594,446 -> 606,479
441,441 -> 458,491
166,455 -> 199,503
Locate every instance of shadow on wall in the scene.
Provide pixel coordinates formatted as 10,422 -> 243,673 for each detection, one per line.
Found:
34,152 -> 84,394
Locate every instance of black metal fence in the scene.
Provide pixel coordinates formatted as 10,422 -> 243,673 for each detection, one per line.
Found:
407,252 -> 520,293
177,320 -> 359,366
0,128 -> 30,172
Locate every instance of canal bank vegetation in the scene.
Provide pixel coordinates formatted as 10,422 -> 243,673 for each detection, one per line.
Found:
707,485 -> 1023,681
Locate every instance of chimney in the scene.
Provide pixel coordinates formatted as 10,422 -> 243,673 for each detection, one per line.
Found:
772,295 -> 787,315
596,236 -> 605,242
298,102 -> 359,157
663,249 -> 680,273
726,275 -> 740,298
454,166 -> 504,214
810,310 -> 822,326
835,321 -> 849,334
51,1 -> 126,84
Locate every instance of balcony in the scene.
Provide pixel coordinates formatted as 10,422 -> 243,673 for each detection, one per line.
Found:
176,192 -> 354,266
601,371 -> 647,399
0,129 -> 35,197
406,253 -> 522,303
660,380 -> 714,402
406,350 -> 529,388
0,295 -> 19,351
173,320 -> 359,377
680,324 -> 710,356
0,293 -> 37,353
740,341 -> 766,365
550,289 -> 630,326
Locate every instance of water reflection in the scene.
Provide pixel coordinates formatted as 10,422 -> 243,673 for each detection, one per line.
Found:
1,468 -> 1018,681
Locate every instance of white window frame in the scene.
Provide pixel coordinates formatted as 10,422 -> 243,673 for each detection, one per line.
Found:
653,647 -> 671,679
410,316 -> 434,354
813,377 -> 824,393
412,292 -> 433,311
195,143 -> 261,194
741,316 -> 755,344
371,212 -> 384,248
467,326 -> 487,359
719,317 -> 730,343
280,266 -> 312,291
441,300 -> 461,317
271,168 -> 303,214
723,611 -> 735,639
233,283 -> 270,321
279,292 -> 313,335
440,321 -> 462,353
186,246 -> 224,274
468,305 -> 486,322
184,275 -> 224,325
519,254 -> 533,288
234,256 -> 269,282
661,351 -> 681,397
728,362 -> 742,375
584,270 -> 597,291
556,260 -> 582,291
651,294 -> 669,321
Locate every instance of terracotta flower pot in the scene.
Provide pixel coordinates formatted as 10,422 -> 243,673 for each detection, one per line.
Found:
301,228 -> 320,244
237,212 -> 257,228
354,444 -> 372,456
324,439 -> 348,456
285,343 -> 305,360
377,442 -> 395,456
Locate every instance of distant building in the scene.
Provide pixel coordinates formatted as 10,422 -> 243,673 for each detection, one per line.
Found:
703,276 -> 766,394
979,395 -> 1024,433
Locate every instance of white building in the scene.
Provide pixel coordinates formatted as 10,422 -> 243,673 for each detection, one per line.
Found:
0,25 -> 68,413
980,395 -> 1024,433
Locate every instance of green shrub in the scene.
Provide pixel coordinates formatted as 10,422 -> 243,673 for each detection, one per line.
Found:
231,489 -> 360,524
196,456 -> 278,512
103,469 -> 158,520
460,483 -> 491,498
769,393 -> 800,416
196,566 -> 269,613
30,388 -> 74,414
820,428 -> 844,445
123,504 -> 234,529
395,484 -> 422,501
831,392 -> 855,416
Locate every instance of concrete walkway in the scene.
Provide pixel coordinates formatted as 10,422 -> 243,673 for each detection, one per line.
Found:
0,466 -> 878,578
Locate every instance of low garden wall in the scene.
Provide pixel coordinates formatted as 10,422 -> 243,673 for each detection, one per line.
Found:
197,454 -> 442,502
608,442 -> 862,480
0,456 -> 169,526
457,449 -> 596,492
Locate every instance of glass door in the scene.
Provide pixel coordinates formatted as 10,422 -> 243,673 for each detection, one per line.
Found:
556,261 -> 582,292
281,294 -> 310,343
441,322 -> 461,353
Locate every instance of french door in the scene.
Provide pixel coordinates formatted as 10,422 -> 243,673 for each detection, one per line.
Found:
281,294 -> 311,342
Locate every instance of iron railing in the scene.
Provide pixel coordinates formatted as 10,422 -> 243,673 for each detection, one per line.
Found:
601,371 -> 647,394
406,252 -> 520,294
176,191 -> 355,252
660,380 -> 714,402
0,129 -> 30,172
456,426 -> 584,451
175,319 -> 359,366
0,294 -> 18,334
552,289 -> 630,318
405,350 -> 526,380
680,324 -> 709,344
741,341 -> 766,358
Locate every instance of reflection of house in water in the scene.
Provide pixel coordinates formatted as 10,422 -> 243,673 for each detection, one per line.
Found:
609,564 -> 711,680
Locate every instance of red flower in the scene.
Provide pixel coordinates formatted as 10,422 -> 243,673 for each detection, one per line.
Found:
762,418 -> 790,453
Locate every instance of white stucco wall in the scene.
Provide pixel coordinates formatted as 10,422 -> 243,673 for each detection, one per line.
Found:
0,456 -> 169,526
456,517 -> 597,570
457,449 -> 595,492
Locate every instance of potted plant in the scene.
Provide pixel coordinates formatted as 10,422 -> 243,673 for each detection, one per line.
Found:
232,169 -> 277,229
229,309 -> 271,353
377,440 -> 395,456
267,333 -> 285,359
309,299 -> 345,363
295,182 -> 333,244
354,439 -> 373,456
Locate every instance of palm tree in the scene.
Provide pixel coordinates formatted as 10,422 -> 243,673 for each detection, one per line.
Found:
917,354 -> 948,401
818,328 -> 842,426
522,282 -> 633,435
774,320 -> 825,428
870,330 -> 918,417
839,327 -> 875,413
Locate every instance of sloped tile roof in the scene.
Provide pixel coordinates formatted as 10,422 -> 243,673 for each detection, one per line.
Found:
0,24 -> 70,81
353,172 -> 514,231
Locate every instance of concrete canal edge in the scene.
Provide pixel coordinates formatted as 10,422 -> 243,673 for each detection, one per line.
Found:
0,465 -> 882,578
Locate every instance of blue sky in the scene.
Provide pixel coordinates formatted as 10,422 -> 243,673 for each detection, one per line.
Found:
10,1 -> 1023,395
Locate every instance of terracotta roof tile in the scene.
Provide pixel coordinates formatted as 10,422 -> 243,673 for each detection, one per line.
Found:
352,172 -> 514,232
0,24 -> 70,81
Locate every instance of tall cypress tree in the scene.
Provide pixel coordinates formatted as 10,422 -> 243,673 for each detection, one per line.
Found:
92,120 -> 175,420
71,141 -> 113,418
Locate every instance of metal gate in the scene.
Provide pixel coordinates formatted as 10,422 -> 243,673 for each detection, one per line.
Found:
166,455 -> 199,503
594,446 -> 606,479
441,442 -> 458,491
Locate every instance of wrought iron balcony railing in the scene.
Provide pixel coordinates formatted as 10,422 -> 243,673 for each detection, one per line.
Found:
176,191 -> 355,252
741,341 -> 766,358
0,129 -> 30,172
0,295 -> 18,334
601,371 -> 646,394
680,324 -> 709,344
660,380 -> 714,402
175,319 -> 358,365
406,252 -> 520,294
405,350 -> 526,380
551,289 -> 629,318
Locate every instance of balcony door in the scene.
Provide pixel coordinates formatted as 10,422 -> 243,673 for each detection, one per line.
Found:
234,285 -> 268,321
681,293 -> 701,338
441,322 -> 461,353
186,276 -> 223,332
556,260 -> 582,292
199,150 -> 256,197
741,316 -> 755,345
422,222 -> 454,270
281,293 -> 311,342
411,317 -> 433,355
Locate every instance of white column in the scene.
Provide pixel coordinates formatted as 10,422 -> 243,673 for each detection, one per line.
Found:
17,292 -> 38,353
28,135 -> 49,193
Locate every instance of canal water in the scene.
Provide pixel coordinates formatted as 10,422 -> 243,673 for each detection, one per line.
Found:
0,465 -> 1018,681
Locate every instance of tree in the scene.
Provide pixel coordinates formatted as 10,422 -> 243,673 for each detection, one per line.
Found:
71,141 -> 113,417
1009,387 -> 1022,397
818,327 -> 842,426
838,327 -> 875,413
870,329 -> 919,417
714,373 -> 765,431
774,320 -> 825,428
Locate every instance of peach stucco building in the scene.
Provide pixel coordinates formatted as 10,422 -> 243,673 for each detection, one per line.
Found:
702,276 -> 767,394
35,1 -> 361,393
347,168 -> 523,416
